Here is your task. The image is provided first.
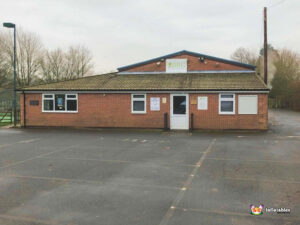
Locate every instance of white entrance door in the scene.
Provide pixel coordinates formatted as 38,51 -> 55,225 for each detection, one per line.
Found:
170,94 -> 189,130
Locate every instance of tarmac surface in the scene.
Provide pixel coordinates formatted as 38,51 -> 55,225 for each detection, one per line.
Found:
0,109 -> 299,225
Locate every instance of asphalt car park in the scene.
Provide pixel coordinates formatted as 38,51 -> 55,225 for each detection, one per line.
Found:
0,109 -> 299,225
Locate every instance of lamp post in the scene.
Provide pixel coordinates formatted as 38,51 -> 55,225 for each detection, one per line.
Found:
3,22 -> 17,127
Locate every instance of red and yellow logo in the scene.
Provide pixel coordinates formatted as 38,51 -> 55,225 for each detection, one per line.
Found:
250,204 -> 264,215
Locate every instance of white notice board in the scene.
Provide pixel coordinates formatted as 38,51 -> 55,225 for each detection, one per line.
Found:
198,96 -> 208,110
150,97 -> 160,111
238,95 -> 258,114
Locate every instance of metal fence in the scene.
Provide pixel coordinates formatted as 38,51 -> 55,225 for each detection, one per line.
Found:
0,89 -> 20,124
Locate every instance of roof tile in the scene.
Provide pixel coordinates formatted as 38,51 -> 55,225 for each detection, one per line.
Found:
21,72 -> 268,91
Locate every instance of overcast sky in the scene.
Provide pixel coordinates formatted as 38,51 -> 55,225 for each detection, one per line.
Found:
1,0 -> 299,73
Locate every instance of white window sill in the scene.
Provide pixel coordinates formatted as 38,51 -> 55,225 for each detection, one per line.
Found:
131,111 -> 146,114
219,112 -> 235,115
42,111 -> 78,113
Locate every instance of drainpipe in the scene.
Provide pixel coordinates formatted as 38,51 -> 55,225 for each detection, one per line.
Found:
23,91 -> 26,128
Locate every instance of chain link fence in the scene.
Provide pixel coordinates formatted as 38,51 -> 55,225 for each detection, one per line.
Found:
0,89 -> 20,124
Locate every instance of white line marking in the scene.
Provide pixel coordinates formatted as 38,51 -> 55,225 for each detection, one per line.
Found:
38,156 -> 196,168
19,138 -> 40,144
0,214 -> 58,225
205,157 -> 300,164
0,145 -> 77,170
174,207 -> 300,221
0,174 -> 181,191
223,176 -> 300,184
0,138 -> 40,149
158,139 -> 216,225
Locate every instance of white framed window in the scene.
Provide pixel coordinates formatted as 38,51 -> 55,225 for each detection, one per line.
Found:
238,95 -> 258,114
42,93 -> 78,113
131,94 -> 146,114
43,94 -> 54,111
219,94 -> 235,115
198,96 -> 208,110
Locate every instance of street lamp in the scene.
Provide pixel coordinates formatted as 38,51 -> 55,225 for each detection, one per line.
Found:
3,22 -> 17,127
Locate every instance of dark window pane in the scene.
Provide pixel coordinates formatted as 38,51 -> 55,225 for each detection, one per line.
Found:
221,94 -> 233,99
133,101 -> 145,111
67,94 -> 76,99
44,95 -> 53,99
133,95 -> 145,98
221,101 -> 233,112
173,96 -> 186,114
55,94 -> 65,111
67,100 -> 77,111
43,100 -> 53,111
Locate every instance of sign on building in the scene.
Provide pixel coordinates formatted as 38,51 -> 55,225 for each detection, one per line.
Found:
198,96 -> 208,110
150,97 -> 160,111
166,59 -> 187,73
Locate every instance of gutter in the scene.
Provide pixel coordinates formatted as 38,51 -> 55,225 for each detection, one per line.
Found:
19,89 -> 270,94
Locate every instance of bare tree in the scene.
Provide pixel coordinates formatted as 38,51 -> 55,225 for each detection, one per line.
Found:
231,47 -> 258,66
0,29 -> 43,87
40,45 -> 93,82
17,30 -> 43,86
65,45 -> 93,79
1,28 -> 95,87
271,48 -> 300,108
40,48 -> 65,82
0,32 -> 13,87
273,49 -> 300,81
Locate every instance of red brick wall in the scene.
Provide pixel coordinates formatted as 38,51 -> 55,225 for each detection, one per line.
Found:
20,93 -> 268,130
20,93 -> 170,128
124,54 -> 250,72
189,93 -> 268,130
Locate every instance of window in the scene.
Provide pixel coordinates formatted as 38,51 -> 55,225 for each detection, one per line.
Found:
43,94 -> 78,112
66,94 -> 77,111
219,94 -> 235,114
238,95 -> 258,114
131,94 -> 146,113
55,94 -> 65,111
43,94 -> 54,111
173,96 -> 186,114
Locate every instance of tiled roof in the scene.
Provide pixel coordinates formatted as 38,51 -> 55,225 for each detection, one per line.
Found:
21,72 -> 268,91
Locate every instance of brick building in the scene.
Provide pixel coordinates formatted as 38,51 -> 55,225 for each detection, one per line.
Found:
19,50 -> 269,130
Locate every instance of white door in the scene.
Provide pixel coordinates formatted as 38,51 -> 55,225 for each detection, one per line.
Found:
170,94 -> 189,130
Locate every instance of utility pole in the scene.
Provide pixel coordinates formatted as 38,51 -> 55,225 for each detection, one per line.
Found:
264,7 -> 268,85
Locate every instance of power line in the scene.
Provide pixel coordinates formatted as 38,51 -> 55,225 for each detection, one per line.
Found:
268,0 -> 288,9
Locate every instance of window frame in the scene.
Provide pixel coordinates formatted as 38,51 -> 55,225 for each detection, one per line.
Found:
42,93 -> 78,113
131,94 -> 146,114
219,93 -> 235,115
